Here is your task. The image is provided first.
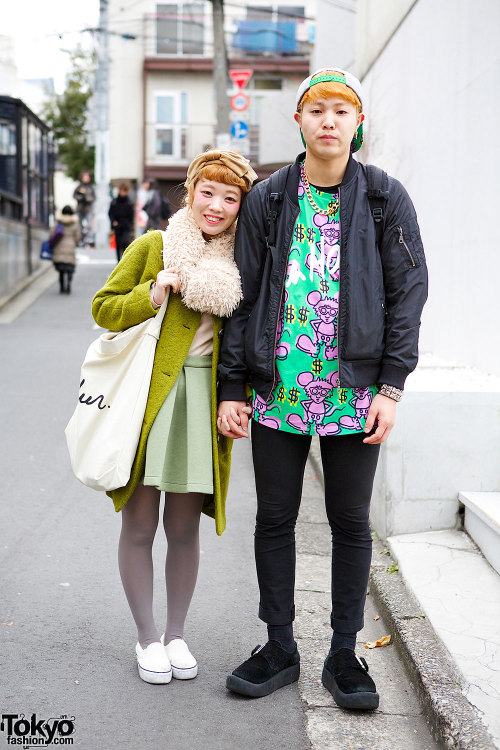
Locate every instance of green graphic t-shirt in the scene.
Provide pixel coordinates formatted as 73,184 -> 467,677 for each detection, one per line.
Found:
251,165 -> 377,435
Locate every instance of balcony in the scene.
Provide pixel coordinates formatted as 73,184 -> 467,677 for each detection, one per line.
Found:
231,19 -> 307,55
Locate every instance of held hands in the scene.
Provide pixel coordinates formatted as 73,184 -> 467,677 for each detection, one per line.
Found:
363,393 -> 397,445
217,401 -> 252,439
153,267 -> 181,305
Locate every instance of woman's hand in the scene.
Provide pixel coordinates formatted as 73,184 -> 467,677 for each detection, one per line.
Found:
153,267 -> 180,305
217,401 -> 252,439
363,393 -> 397,444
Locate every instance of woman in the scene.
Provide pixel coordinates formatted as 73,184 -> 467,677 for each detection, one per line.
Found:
92,150 -> 257,685
53,205 -> 81,294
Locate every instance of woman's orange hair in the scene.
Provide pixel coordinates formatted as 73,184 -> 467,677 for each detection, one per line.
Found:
185,163 -> 248,206
298,81 -> 361,113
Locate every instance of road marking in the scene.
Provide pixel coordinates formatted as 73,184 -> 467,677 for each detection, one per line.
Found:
77,253 -> 115,266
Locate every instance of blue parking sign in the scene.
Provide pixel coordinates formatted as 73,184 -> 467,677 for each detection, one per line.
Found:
230,121 -> 249,139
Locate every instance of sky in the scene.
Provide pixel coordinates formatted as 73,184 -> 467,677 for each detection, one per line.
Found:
0,0 -> 100,92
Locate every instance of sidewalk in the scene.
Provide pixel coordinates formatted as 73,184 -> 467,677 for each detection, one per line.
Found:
0,250 -> 482,750
298,451 -> 437,750
309,441 -> 498,750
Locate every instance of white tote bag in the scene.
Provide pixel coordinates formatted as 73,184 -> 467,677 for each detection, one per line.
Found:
65,246 -> 169,491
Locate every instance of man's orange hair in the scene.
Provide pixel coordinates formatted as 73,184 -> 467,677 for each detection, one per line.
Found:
297,81 -> 361,114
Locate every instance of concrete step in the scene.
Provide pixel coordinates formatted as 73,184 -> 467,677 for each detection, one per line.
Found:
459,492 -> 500,575
387,529 -> 500,747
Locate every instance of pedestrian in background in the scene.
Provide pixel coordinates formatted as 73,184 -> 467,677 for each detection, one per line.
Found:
92,150 -> 257,686
108,182 -> 134,262
53,205 -> 80,294
73,171 -> 95,245
218,67 -> 428,709
143,178 -> 171,231
136,178 -> 153,234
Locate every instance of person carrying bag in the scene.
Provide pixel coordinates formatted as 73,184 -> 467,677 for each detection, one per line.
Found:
66,149 -> 256,687
65,244 -> 169,491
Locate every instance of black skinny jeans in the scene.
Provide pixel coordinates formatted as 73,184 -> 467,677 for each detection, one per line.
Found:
251,419 -> 380,634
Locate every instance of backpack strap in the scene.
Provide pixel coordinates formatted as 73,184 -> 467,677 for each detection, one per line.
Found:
265,165 -> 291,248
366,164 -> 389,251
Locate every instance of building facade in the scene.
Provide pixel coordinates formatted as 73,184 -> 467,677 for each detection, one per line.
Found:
0,96 -> 54,302
107,0 -> 314,210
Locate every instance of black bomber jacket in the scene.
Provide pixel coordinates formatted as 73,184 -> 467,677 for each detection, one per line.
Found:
218,152 -> 428,402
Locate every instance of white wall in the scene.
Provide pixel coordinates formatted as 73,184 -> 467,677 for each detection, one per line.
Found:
312,0 -> 356,72
108,0 -> 150,180
358,0 -> 500,376
355,0 -> 415,78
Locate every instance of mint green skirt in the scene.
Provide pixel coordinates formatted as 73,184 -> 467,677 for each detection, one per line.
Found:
143,355 -> 213,493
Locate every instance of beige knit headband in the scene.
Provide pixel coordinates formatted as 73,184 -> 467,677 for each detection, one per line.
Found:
185,149 -> 258,191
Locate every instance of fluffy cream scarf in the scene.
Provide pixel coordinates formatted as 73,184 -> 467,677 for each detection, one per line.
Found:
162,206 -> 242,318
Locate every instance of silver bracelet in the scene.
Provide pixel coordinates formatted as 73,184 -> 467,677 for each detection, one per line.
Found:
378,384 -> 403,402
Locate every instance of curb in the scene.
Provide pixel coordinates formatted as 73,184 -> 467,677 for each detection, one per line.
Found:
0,261 -> 53,311
308,440 -> 494,750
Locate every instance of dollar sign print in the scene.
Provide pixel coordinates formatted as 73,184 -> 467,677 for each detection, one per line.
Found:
311,359 -> 323,375
277,385 -> 286,403
288,387 -> 300,405
284,304 -> 295,323
306,227 -> 315,243
294,224 -> 305,242
320,280 -> 329,295
298,306 -> 309,326
338,388 -> 347,404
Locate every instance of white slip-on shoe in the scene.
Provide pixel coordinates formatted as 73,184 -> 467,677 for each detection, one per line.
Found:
135,642 -> 172,684
161,635 -> 198,679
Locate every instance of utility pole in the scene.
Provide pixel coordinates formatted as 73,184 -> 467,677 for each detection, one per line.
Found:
211,0 -> 230,148
94,0 -> 110,250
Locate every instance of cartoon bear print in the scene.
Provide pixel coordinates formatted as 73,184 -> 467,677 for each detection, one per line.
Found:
339,387 -> 373,431
286,370 -> 340,435
305,214 -> 340,280
296,290 -> 339,361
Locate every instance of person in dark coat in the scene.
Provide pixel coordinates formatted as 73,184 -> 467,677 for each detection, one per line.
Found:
143,179 -> 170,231
217,67 -> 428,709
109,182 -> 135,262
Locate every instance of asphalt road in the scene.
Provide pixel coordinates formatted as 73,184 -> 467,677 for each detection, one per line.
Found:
1,249 -> 438,750
0,252 -> 309,750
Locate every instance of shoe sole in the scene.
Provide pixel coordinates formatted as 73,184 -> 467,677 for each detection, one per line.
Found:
171,664 -> 198,680
226,663 -> 300,698
321,665 -> 379,710
138,664 -> 172,684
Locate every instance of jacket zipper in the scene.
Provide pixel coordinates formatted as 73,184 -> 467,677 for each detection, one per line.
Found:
268,212 -> 299,401
398,226 -> 416,267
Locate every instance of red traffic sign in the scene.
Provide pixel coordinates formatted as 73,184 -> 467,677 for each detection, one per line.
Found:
230,92 -> 250,112
229,69 -> 252,90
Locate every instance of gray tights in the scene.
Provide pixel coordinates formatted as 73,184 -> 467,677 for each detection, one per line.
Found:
118,484 -> 204,648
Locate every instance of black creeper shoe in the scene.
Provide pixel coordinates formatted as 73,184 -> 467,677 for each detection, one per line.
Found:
226,640 -> 300,698
322,648 -> 379,710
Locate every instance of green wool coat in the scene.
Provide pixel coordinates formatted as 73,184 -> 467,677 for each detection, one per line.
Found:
91,230 -> 232,535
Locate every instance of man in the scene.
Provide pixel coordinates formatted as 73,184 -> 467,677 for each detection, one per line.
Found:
142,179 -> 170,231
108,182 -> 134,262
73,171 -> 96,245
217,68 -> 428,710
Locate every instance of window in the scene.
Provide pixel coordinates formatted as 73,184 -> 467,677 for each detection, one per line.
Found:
0,119 -> 17,194
253,77 -> 283,90
156,3 -> 205,55
154,92 -> 188,159
234,4 -> 305,54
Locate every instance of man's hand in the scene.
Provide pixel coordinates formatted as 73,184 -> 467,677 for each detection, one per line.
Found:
363,393 -> 397,444
217,400 -> 251,439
